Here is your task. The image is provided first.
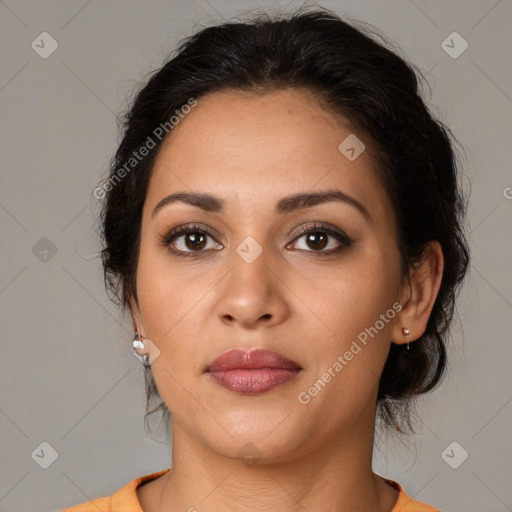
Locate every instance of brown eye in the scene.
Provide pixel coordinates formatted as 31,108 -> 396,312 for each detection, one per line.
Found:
162,224 -> 224,255
288,223 -> 354,255
170,230 -> 222,253
304,232 -> 328,251
183,232 -> 207,251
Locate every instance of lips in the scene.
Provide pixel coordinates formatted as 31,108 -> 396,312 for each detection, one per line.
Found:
205,349 -> 302,395
206,349 -> 301,372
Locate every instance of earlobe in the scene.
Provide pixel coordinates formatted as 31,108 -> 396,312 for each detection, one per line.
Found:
392,241 -> 444,345
129,295 -> 144,334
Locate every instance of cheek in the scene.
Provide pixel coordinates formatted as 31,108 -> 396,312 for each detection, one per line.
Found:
300,254 -> 394,335
293,251 -> 398,393
136,241 -> 193,325
135,245 -> 212,367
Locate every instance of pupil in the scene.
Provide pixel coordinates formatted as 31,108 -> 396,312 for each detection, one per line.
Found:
307,232 -> 327,250
186,233 -> 206,250
183,232 -> 329,252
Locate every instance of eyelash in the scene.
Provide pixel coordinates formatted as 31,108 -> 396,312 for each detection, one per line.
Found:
160,222 -> 354,258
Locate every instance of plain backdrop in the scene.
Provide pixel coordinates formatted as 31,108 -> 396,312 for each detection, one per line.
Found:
1,1 -> 511,511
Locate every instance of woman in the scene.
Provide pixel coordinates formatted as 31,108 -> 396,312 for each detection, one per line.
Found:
62,6 -> 470,511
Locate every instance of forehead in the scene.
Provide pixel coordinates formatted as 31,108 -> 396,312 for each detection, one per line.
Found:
145,89 -> 394,223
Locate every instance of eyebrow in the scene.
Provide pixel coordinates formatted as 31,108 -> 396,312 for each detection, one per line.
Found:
151,189 -> 371,221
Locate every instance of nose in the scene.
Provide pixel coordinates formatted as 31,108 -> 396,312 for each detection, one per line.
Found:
214,249 -> 290,329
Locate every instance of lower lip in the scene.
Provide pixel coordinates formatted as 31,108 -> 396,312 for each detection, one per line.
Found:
207,368 -> 301,394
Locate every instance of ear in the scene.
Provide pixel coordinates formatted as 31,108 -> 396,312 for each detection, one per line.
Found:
129,295 -> 144,336
391,240 -> 444,345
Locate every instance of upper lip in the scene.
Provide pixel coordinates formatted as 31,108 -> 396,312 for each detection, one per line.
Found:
205,349 -> 302,372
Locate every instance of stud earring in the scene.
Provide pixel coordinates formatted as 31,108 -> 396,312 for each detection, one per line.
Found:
132,330 -> 150,366
401,327 -> 410,353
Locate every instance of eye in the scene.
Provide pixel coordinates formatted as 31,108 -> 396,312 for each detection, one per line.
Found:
287,223 -> 354,254
162,224 -> 223,256
161,222 -> 353,257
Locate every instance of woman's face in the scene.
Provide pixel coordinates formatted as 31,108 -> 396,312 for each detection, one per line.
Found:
131,88 -> 407,462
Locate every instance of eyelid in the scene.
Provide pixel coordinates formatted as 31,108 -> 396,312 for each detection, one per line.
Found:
162,223 -> 224,245
289,221 -> 348,241
286,222 -> 353,250
161,221 -> 353,255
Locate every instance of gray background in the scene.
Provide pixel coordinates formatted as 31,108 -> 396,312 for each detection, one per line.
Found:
1,1 -> 511,511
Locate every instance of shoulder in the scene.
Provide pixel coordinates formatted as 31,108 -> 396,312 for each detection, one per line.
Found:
59,467 -> 171,512
387,479 -> 442,512
60,495 -> 111,512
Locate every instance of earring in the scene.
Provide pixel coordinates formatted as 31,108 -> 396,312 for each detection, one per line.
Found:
401,327 -> 410,354
133,330 -> 150,366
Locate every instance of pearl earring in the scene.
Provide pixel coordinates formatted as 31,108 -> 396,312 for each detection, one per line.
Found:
401,327 -> 410,353
132,330 -> 150,366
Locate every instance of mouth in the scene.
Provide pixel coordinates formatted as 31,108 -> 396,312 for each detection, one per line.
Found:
205,349 -> 302,395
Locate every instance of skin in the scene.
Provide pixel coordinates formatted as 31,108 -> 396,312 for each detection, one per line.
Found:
130,88 -> 444,512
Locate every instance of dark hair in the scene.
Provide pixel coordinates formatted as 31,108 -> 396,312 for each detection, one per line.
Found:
97,6 -> 470,437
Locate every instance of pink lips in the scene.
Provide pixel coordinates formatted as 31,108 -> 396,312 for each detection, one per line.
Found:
205,349 -> 302,395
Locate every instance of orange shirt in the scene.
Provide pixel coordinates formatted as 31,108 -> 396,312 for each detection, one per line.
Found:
60,467 -> 440,511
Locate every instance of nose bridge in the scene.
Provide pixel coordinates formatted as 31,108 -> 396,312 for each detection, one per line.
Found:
233,242 -> 273,288
215,239 -> 288,327
230,241 -> 276,302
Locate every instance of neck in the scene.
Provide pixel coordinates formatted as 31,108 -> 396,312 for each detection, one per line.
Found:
147,409 -> 399,512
